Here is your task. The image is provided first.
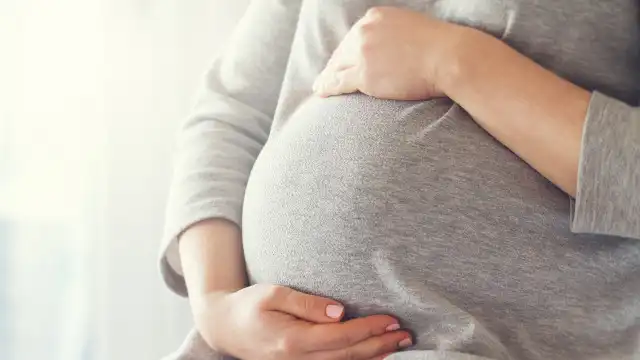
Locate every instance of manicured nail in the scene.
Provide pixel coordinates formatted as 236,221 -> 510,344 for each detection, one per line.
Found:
385,323 -> 400,332
398,338 -> 413,348
326,304 -> 344,319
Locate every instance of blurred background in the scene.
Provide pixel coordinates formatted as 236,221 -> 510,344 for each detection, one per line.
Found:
0,0 -> 249,358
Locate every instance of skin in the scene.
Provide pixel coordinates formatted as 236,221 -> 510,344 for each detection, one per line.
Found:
314,7 -> 591,197
181,6 -> 594,359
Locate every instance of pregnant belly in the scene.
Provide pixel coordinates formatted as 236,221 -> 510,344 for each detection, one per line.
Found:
242,94 -> 640,358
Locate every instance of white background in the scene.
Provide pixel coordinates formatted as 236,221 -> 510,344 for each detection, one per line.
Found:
0,0 -> 250,359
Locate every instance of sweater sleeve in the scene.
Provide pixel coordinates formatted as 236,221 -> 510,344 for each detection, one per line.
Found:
571,91 -> 640,240
160,0 -> 302,296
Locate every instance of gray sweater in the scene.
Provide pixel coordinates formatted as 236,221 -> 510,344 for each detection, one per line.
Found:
160,1 -> 640,359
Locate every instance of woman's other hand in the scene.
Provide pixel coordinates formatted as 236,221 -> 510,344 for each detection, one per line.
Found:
313,7 -> 464,100
192,284 -> 412,360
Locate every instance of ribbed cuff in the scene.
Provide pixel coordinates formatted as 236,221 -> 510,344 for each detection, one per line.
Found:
571,91 -> 640,239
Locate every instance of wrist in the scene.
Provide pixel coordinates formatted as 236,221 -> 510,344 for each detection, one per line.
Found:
189,289 -> 234,311
433,25 -> 488,96
189,290 -> 236,355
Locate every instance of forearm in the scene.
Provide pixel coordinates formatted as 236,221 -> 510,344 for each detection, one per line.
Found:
439,28 -> 591,197
179,219 -> 247,301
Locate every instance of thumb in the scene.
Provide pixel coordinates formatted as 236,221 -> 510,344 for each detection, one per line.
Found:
261,285 -> 345,323
315,67 -> 360,97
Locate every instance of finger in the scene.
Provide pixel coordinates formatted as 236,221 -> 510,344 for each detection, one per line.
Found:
313,331 -> 412,360
322,50 -> 356,75
261,285 -> 345,323
315,67 -> 360,97
302,314 -> 400,351
323,28 -> 359,73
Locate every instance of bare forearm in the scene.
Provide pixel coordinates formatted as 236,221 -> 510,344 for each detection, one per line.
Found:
440,28 -> 591,197
179,219 -> 247,300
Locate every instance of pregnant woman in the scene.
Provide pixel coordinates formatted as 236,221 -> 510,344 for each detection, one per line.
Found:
160,1 -> 639,359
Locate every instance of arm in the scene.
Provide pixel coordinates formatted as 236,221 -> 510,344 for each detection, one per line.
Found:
439,29 -> 590,198
179,219 -> 246,301
439,28 -> 640,239
160,0 -> 301,296
314,7 -> 640,240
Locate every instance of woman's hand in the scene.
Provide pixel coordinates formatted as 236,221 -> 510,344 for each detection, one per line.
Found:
313,7 -> 464,100
192,284 -> 413,360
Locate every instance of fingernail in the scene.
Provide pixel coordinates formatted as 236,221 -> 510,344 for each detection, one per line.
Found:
385,323 -> 400,332
325,304 -> 344,319
312,77 -> 320,92
398,338 -> 413,348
